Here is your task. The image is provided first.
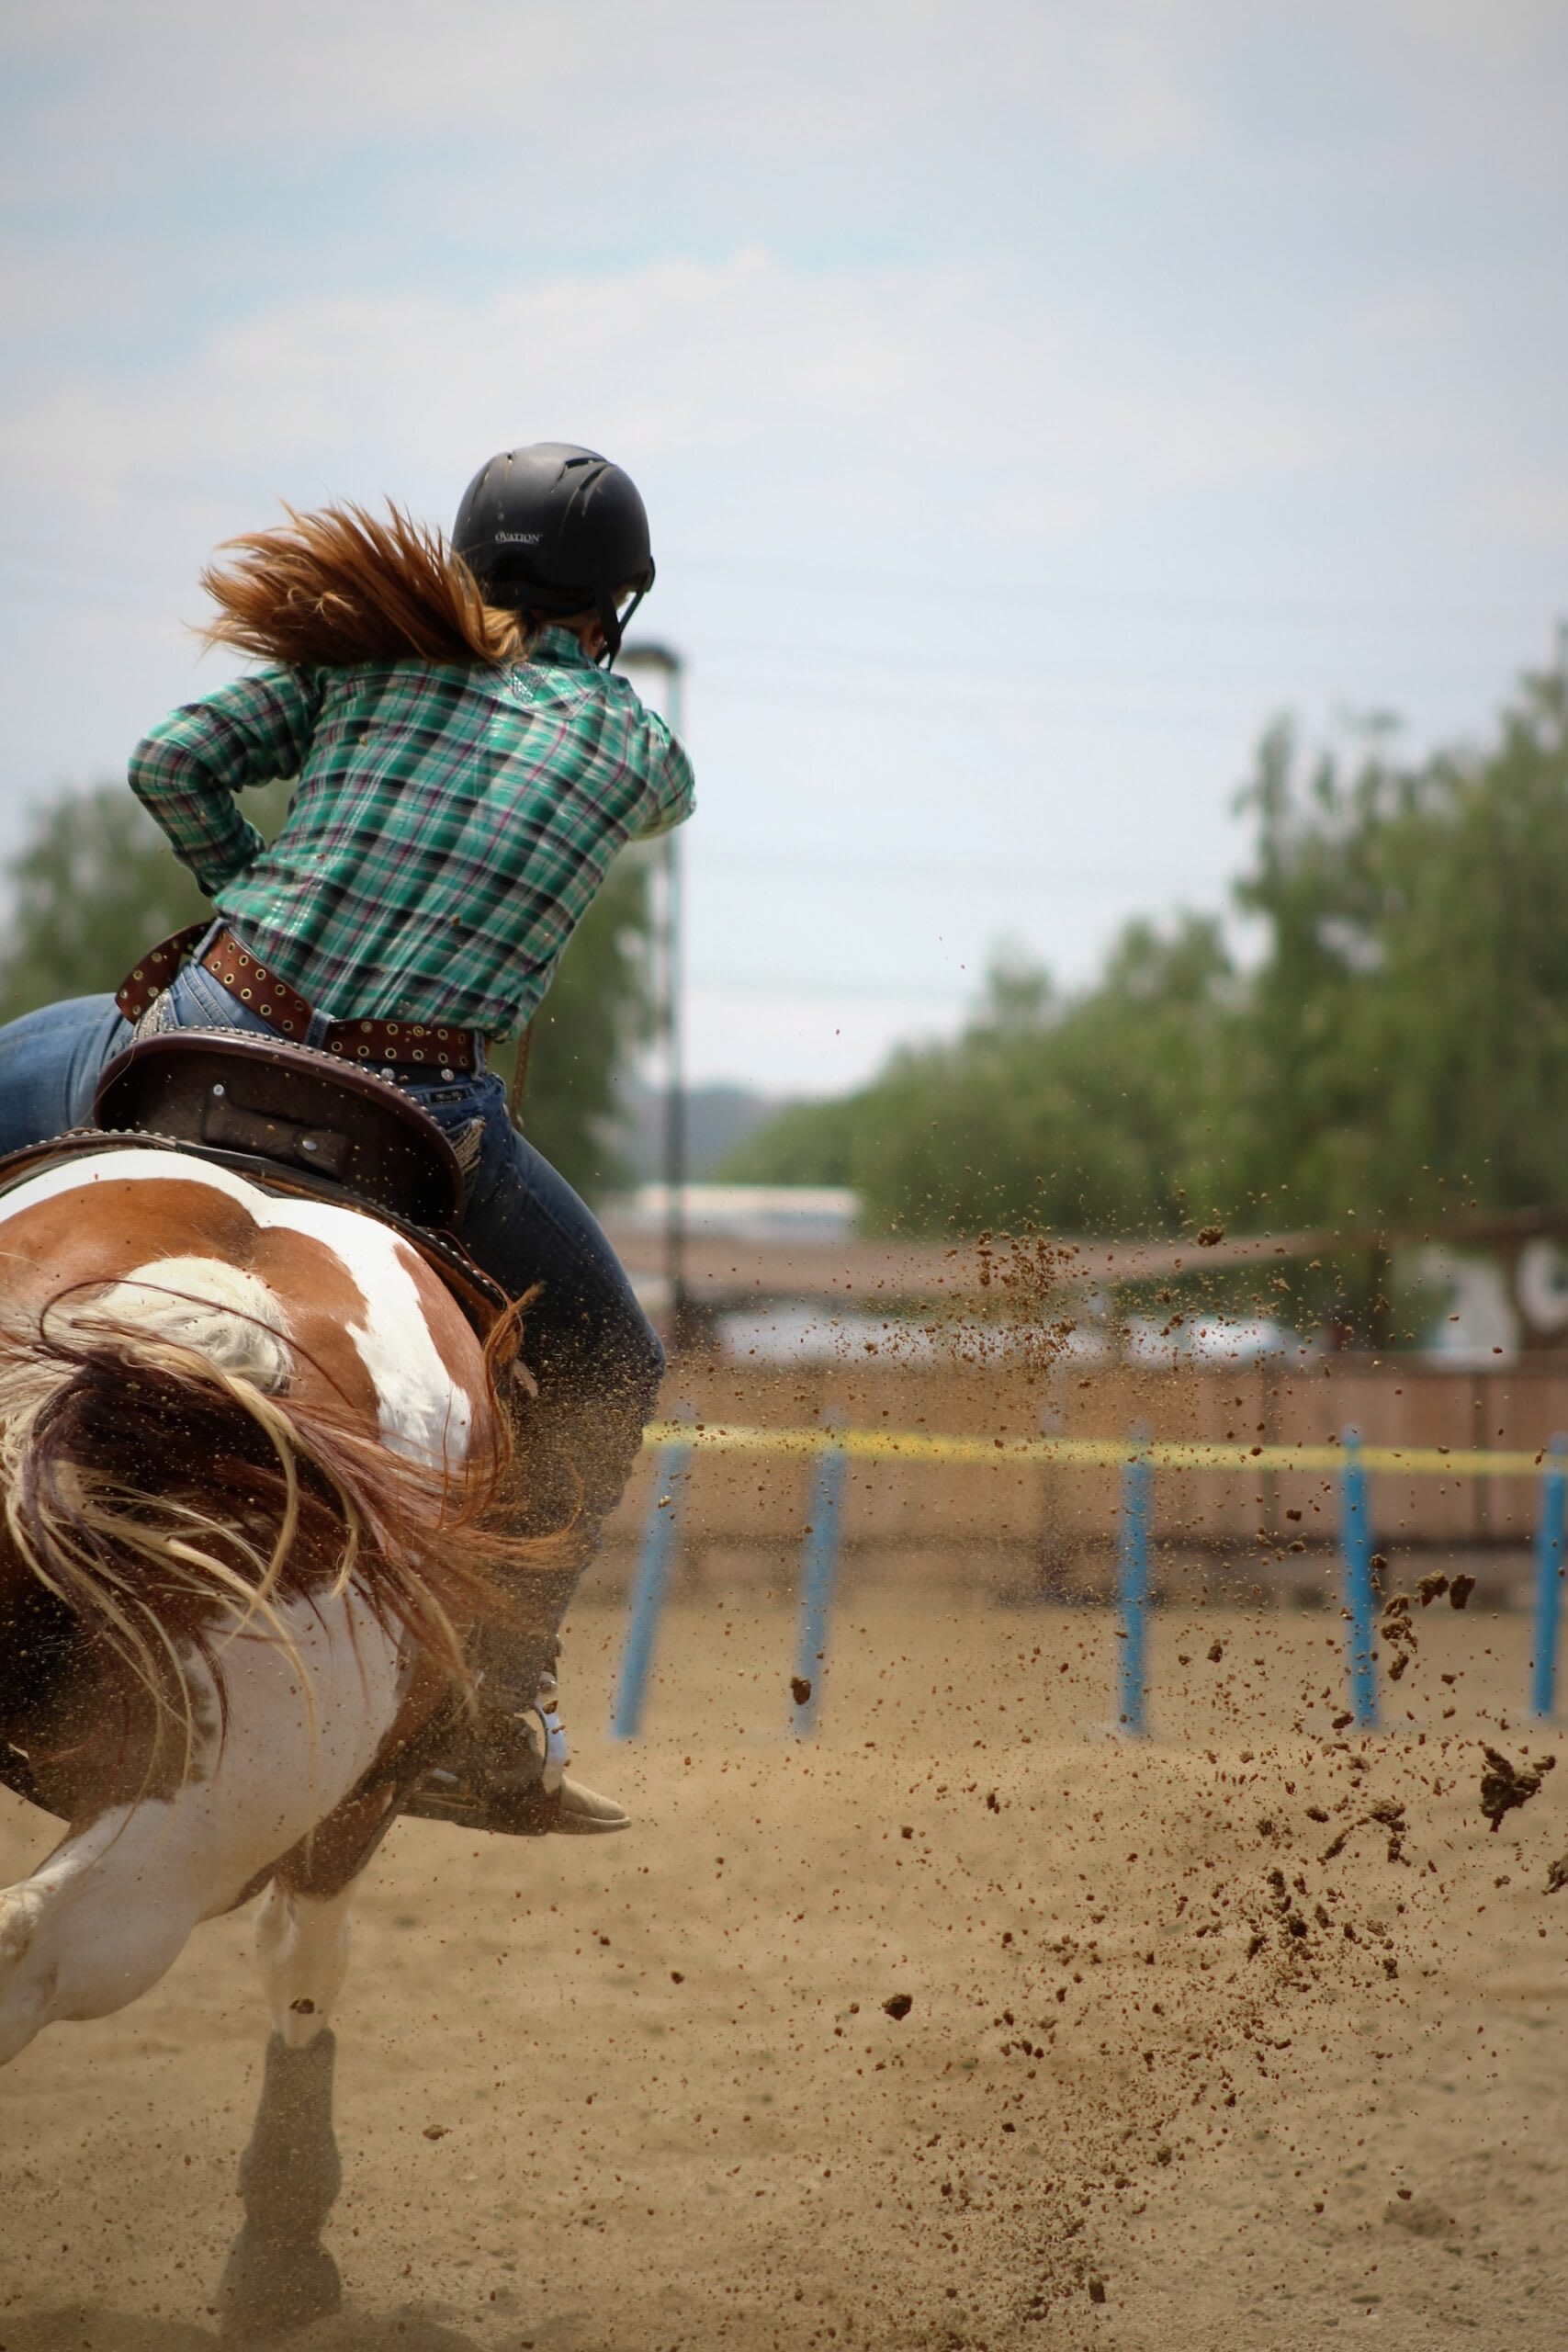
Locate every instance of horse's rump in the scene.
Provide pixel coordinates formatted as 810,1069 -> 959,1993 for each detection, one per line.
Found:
0,1230 -> 567,1786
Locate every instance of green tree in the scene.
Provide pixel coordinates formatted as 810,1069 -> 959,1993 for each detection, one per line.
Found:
1231,660 -> 1568,1225
719,1089 -> 860,1187
0,782 -> 655,1204
729,647 -> 1568,1250
725,923 -> 1237,1238
0,785 -> 212,1023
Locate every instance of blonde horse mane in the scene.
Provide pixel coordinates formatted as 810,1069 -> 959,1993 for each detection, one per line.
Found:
0,1266 -> 563,1781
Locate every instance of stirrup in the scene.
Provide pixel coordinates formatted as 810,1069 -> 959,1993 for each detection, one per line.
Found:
400,1681 -> 627,1839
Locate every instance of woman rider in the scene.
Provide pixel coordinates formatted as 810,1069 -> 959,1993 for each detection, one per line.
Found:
0,443 -> 694,1838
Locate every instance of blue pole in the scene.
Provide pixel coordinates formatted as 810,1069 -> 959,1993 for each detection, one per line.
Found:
792,1432 -> 848,1736
1340,1429 -> 1379,1732
1117,1434 -> 1153,1736
610,1437 -> 692,1741
1530,1433 -> 1567,1724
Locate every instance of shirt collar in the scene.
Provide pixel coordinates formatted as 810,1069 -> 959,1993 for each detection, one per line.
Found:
532,625 -> 594,668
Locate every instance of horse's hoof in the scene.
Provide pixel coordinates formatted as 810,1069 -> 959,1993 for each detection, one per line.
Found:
218,2224 -> 343,2339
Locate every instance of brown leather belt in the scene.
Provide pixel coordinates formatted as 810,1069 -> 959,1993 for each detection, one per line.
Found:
115,924 -> 482,1074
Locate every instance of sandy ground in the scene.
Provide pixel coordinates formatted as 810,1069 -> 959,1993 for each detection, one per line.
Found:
2,1582 -> 1565,2351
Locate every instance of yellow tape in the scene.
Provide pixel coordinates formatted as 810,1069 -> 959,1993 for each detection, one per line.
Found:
643,1421 -> 1561,1482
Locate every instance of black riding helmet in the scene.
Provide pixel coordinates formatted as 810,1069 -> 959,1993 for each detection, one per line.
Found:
451,442 -> 655,664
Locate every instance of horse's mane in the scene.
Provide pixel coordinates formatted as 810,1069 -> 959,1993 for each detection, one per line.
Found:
0,1284 -> 566,1778
197,501 -> 534,670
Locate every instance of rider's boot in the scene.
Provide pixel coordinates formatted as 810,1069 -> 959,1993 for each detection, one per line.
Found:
402,1660 -> 628,1838
403,1389 -> 637,1839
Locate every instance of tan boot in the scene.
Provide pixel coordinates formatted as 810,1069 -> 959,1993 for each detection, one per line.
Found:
555,1775 -> 630,1834
402,1679 -> 627,1839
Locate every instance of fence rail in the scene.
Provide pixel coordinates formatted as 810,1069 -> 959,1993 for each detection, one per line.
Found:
643,1419 -> 1562,1479
611,1418 -> 1568,1745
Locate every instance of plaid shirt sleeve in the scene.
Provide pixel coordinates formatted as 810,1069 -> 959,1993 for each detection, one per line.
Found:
129,666 -> 324,896
629,709 -> 696,841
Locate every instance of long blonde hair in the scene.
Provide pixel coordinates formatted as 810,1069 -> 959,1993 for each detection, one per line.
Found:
198,500 -> 535,669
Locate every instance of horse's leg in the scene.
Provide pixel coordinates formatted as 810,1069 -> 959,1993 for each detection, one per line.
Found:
218,1883 -> 356,2339
219,1779 -> 401,2341
0,1804 -> 213,2065
256,1871 -> 356,2048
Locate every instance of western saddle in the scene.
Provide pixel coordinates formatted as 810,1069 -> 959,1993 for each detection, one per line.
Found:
0,1029 -> 509,1335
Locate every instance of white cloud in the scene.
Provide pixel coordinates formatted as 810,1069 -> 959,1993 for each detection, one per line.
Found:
1366,0 -> 1568,180
0,247 -> 1345,582
7,0 -> 1565,212
0,0 -> 1211,187
4,0 -> 1565,1100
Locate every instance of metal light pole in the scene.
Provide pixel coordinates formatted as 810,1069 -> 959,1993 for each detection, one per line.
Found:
618,640 -> 689,1351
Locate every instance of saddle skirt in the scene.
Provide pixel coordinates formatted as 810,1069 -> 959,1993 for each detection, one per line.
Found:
0,1031 -> 509,1342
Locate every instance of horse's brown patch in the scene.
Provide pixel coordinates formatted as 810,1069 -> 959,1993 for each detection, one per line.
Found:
249,1227 -> 381,1423
0,1175 -> 260,1313
0,1177 -> 472,1435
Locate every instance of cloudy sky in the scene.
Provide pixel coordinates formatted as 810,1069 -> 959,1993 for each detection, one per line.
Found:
4,1 -> 1565,1091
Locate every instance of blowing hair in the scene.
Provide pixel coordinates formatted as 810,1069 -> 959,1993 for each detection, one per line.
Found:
0,1279 -> 567,1777
197,500 -> 535,670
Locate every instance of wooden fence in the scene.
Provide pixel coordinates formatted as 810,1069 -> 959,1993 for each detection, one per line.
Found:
600,1355 -> 1568,1557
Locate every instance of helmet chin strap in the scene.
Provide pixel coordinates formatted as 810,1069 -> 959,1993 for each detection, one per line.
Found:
596,584 -> 646,670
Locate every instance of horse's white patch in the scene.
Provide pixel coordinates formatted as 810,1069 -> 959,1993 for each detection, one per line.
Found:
256,1880 -> 356,2047
0,1582 -> 402,2066
281,1202 -> 474,1471
80,1255 -> 296,1393
0,1149 -> 471,1469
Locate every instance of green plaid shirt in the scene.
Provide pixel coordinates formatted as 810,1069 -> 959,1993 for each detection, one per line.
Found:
129,628 -> 694,1039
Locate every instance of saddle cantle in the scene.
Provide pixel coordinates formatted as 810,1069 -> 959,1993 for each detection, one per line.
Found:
94,1030 -> 465,1227
55,1031 -> 511,1340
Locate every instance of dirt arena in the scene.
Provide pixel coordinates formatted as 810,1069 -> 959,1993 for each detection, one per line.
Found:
2,1579 -> 1565,2351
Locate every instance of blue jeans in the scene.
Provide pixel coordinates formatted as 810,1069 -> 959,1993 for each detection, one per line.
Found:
0,992 -> 129,1140
0,968 -> 663,1617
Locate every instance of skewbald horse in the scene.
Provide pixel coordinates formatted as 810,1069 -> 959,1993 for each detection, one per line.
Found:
0,1142 -> 558,2334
